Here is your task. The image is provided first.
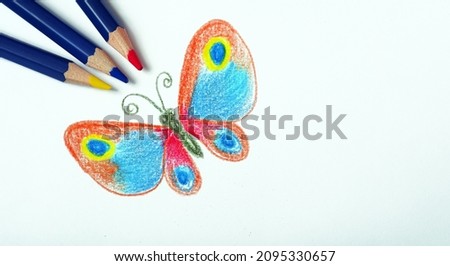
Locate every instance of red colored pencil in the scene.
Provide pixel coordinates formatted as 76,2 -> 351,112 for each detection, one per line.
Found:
77,0 -> 144,70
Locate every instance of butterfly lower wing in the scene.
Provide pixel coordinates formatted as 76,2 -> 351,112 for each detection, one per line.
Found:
185,120 -> 249,162
164,132 -> 201,195
64,121 -> 168,196
178,19 -> 257,121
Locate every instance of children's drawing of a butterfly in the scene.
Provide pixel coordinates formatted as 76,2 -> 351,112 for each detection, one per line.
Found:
64,20 -> 257,196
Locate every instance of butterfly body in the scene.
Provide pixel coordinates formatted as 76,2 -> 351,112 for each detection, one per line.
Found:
65,20 -> 256,196
159,108 -> 203,158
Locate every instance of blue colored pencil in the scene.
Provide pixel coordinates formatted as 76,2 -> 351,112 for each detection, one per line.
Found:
77,0 -> 143,70
0,33 -> 111,89
1,0 -> 128,83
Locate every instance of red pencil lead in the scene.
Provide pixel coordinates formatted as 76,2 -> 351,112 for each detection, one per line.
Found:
128,49 -> 143,71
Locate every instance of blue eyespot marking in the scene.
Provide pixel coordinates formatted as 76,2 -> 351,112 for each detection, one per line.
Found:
210,42 -> 226,66
203,37 -> 231,71
214,129 -> 242,154
87,139 -> 110,157
173,165 -> 195,191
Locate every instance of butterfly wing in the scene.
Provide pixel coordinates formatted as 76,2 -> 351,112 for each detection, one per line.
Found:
183,120 -> 249,161
64,121 -> 168,196
164,132 -> 202,195
178,19 -> 257,121
178,19 -> 256,161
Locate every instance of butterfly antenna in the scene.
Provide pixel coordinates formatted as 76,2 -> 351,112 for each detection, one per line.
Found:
155,72 -> 172,111
122,93 -> 163,115
121,72 -> 172,116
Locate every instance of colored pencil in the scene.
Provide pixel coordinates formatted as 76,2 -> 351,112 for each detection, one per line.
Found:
76,0 -> 143,70
0,33 -> 111,90
1,0 -> 128,83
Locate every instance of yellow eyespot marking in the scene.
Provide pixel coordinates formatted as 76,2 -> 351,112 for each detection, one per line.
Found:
81,134 -> 116,161
202,37 -> 231,71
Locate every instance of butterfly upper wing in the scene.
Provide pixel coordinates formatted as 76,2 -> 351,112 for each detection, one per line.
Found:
178,19 -> 257,121
64,121 -> 168,196
164,132 -> 201,195
178,19 -> 256,161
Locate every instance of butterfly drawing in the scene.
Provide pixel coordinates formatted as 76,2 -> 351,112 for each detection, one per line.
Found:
64,20 -> 257,196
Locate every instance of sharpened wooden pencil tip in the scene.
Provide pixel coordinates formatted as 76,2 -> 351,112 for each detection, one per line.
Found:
128,49 -> 143,70
110,67 -> 128,83
88,75 -> 112,90
65,62 -> 112,89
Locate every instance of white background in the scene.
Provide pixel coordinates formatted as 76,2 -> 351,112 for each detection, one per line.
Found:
1,0 -> 450,245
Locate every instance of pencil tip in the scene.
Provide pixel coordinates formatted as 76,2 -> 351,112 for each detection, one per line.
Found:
110,67 -> 128,83
128,49 -> 143,70
88,75 -> 112,90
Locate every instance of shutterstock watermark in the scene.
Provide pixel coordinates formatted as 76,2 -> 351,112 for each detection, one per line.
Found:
102,105 -> 348,141
253,105 -> 347,140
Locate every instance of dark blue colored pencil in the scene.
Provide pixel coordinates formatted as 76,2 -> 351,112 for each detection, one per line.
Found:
77,0 -> 118,41
1,0 -> 128,83
0,33 -> 111,89
76,0 -> 143,70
